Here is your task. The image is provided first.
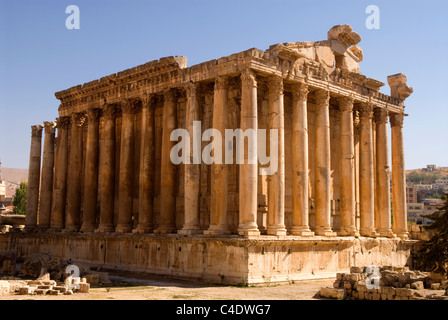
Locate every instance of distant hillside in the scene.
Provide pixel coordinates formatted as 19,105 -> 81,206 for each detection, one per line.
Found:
405,166 -> 448,184
1,167 -> 28,184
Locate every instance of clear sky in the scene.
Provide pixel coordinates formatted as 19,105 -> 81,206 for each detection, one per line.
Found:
0,0 -> 447,170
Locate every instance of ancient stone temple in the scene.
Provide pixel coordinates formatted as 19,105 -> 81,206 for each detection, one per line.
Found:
11,25 -> 416,284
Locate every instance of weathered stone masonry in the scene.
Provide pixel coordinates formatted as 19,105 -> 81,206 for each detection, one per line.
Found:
18,25 -> 415,284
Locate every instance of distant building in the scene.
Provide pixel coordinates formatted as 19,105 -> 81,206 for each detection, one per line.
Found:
406,185 -> 418,203
424,164 -> 437,172
407,203 -> 426,225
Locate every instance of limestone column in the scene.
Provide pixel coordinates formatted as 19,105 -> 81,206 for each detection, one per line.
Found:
96,105 -> 116,233
358,103 -> 376,237
37,121 -> 57,230
116,100 -> 136,233
237,69 -> 260,237
338,97 -> 359,236
80,108 -> 101,232
206,76 -> 230,235
179,83 -> 202,235
266,76 -> 287,236
50,117 -> 70,231
25,125 -> 43,232
154,89 -> 178,234
290,82 -> 314,236
134,95 -> 155,233
314,89 -> 336,236
64,113 -> 85,232
390,112 -> 409,239
374,108 -> 395,237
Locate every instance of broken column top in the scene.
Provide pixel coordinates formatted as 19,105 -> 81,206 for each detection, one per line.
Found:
327,24 -> 361,48
387,73 -> 414,101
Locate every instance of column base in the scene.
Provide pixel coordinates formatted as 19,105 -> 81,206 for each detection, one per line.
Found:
178,227 -> 202,236
80,225 -> 96,233
377,229 -> 396,238
154,226 -> 177,234
37,225 -> 50,231
393,229 -> 409,239
24,226 -> 38,233
203,227 -> 232,236
237,223 -> 260,238
360,229 -> 378,237
132,225 -> 154,234
48,227 -> 63,233
115,225 -> 133,234
315,226 -> 337,237
267,226 -> 287,236
290,226 -> 315,237
95,225 -> 115,233
62,226 -> 80,233
337,227 -> 360,237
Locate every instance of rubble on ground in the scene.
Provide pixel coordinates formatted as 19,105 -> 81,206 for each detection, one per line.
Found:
320,266 -> 448,300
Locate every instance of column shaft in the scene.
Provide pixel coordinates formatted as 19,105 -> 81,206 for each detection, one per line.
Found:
25,125 -> 43,231
266,76 -> 287,236
374,108 -> 395,237
290,83 -> 314,236
96,105 -> 116,233
80,108 -> 101,232
64,113 -> 85,232
50,117 -> 70,231
134,96 -> 155,233
314,90 -> 336,236
115,101 -> 135,233
206,76 -> 230,235
358,103 -> 376,237
338,97 -> 358,236
390,113 -> 409,239
155,89 -> 178,234
38,121 -> 57,230
238,69 -> 260,237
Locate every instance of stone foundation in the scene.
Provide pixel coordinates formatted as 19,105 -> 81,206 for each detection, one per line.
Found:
0,233 -> 414,285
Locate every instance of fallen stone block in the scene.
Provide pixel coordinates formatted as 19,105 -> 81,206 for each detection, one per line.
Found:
37,285 -> 53,290
320,287 -> 346,299
64,289 -> 73,295
0,281 -> 11,296
350,266 -> 364,274
48,290 -> 61,295
34,289 -> 48,295
78,283 -> 90,293
430,283 -> 441,290
53,286 -> 67,293
411,281 -> 424,290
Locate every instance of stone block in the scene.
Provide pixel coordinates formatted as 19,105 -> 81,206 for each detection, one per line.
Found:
372,293 -> 381,300
336,273 -> 344,280
64,289 -> 73,295
352,291 -> 358,299
34,289 -> 48,295
364,292 -> 372,300
430,283 -> 441,290
441,280 -> 448,290
84,273 -> 100,285
320,287 -> 345,299
357,281 -> 367,292
37,285 -> 53,290
350,266 -> 364,274
388,294 -> 395,300
0,281 -> 10,296
28,280 -> 43,286
53,286 -> 67,293
346,273 -> 360,282
396,288 -> 412,297
343,281 -> 352,289
78,283 -> 90,293
37,273 -> 50,281
411,281 -> 424,290
381,293 -> 388,300
333,280 -> 341,288
48,290 -> 61,295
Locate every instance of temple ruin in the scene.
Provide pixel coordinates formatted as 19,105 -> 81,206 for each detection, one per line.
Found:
2,25 -> 415,284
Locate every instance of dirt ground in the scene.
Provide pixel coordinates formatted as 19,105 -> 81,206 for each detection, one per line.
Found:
0,275 -> 335,300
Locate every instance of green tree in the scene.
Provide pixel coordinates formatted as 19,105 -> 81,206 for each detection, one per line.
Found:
412,195 -> 448,276
12,181 -> 27,215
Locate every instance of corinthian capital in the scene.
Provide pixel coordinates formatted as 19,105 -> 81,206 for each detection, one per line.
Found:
31,125 -> 44,138
141,93 -> 156,109
292,82 -> 308,101
120,100 -> 137,114
71,112 -> 86,127
163,88 -> 178,104
86,108 -> 102,122
357,102 -> 373,118
102,104 -> 116,119
373,108 -> 388,124
214,76 -> 229,91
267,76 -> 284,95
43,121 -> 57,134
389,112 -> 404,127
338,96 -> 354,112
183,82 -> 197,98
240,69 -> 257,88
56,116 -> 71,130
314,89 -> 330,105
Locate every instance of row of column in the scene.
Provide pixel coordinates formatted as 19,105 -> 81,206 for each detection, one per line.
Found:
24,70 -> 408,238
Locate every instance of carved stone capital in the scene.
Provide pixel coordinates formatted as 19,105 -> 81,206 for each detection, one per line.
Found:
214,76 -> 229,91
240,69 -> 257,88
357,103 -> 373,118
314,89 -> 330,105
183,82 -> 197,98
291,82 -> 309,101
56,116 -> 71,130
86,108 -> 102,122
338,96 -> 354,112
31,125 -> 43,138
267,76 -> 284,95
141,93 -> 156,108
121,100 -> 137,114
43,121 -> 57,134
387,73 -> 413,101
102,104 -> 117,119
163,88 -> 178,104
389,112 -> 404,127
374,108 -> 388,124
71,112 -> 86,127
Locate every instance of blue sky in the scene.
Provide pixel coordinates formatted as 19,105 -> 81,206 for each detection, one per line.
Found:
0,0 -> 447,169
